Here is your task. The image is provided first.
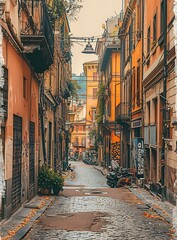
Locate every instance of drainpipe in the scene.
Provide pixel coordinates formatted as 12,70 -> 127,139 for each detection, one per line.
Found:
142,0 -> 144,174
161,0 -> 167,198
40,81 -> 47,164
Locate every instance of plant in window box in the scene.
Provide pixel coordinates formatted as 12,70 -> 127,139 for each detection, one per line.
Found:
38,165 -> 53,195
51,172 -> 64,195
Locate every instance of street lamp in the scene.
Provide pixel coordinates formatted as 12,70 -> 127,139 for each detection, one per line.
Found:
82,40 -> 96,54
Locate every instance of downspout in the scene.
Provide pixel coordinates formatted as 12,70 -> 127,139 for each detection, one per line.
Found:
142,0 -> 144,173
0,16 -> 5,219
120,33 -> 124,168
40,79 -> 47,164
161,0 -> 167,189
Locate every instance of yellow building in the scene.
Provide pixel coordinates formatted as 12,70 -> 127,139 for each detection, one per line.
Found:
70,101 -> 86,160
118,0 -> 144,172
96,15 -> 121,168
83,60 -> 98,153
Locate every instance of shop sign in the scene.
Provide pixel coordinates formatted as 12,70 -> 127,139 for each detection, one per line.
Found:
132,138 -> 144,176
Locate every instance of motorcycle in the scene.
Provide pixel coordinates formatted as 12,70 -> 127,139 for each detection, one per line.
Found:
106,167 -> 122,188
106,167 -> 133,188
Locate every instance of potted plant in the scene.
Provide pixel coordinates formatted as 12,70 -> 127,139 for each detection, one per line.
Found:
51,172 -> 64,195
38,165 -> 53,195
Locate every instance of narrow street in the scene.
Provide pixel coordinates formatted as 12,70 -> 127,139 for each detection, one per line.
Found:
24,161 -> 173,240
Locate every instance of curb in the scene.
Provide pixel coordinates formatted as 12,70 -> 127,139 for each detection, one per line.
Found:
94,166 -> 106,176
2,197 -> 54,240
128,187 -> 173,224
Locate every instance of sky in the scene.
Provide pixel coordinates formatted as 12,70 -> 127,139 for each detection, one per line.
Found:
70,0 -> 122,75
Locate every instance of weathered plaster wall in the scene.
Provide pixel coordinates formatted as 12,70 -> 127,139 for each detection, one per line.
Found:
0,25 -> 5,211
172,0 -> 177,235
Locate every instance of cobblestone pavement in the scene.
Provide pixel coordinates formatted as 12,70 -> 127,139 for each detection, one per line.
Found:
24,161 -> 173,240
65,161 -> 107,188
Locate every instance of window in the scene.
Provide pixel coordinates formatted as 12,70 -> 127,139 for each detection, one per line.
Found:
132,68 -> 135,106
83,125 -> 85,131
93,88 -> 97,98
129,23 -> 133,54
137,0 -> 142,40
147,101 -> 150,124
147,26 -> 151,54
93,72 -> 98,81
136,62 -> 140,106
76,125 -> 78,132
160,0 -> 164,34
153,14 -> 157,42
23,77 -> 27,98
75,137 -> 79,145
82,138 -> 86,146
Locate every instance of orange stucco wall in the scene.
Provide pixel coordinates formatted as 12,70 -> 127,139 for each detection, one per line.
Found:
110,51 -> 121,162
3,38 -> 39,182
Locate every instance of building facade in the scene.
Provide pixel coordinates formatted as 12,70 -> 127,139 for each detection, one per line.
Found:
70,101 -> 86,160
0,0 -> 53,218
0,0 -> 72,219
143,0 -> 176,203
96,15 -> 121,169
83,60 -> 98,154
118,0 -> 177,203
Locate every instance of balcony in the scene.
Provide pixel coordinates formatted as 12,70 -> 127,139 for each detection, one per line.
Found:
21,0 -> 54,73
73,142 -> 86,148
115,102 -> 130,124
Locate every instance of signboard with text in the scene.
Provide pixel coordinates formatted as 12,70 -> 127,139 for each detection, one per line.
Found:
132,138 -> 144,177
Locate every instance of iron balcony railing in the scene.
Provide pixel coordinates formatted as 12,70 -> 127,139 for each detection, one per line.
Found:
115,102 -> 130,122
42,2 -> 54,57
21,0 -> 54,72
73,142 -> 86,147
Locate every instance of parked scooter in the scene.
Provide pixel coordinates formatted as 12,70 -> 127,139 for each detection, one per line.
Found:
106,167 -> 133,188
106,166 -> 122,188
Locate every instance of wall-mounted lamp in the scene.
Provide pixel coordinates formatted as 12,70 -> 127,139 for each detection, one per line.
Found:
172,120 -> 177,131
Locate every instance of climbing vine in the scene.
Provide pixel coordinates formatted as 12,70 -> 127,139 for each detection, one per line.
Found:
96,83 -> 106,124
48,0 -> 83,23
